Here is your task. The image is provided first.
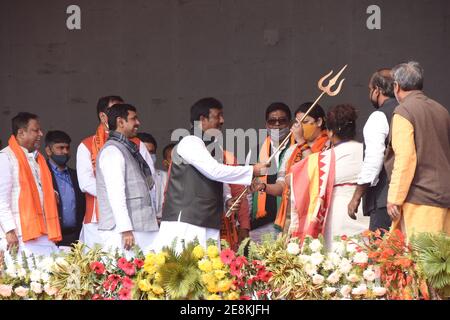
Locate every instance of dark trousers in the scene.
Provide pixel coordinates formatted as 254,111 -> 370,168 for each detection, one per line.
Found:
58,228 -> 81,247
369,207 -> 392,234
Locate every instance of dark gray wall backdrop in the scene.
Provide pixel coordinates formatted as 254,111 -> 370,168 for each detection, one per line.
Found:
1,0 -> 449,168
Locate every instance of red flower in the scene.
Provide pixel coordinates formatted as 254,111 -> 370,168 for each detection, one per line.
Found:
92,294 -> 103,300
118,288 -> 132,300
133,258 -> 144,269
103,274 -> 121,291
121,276 -> 134,290
252,260 -> 262,267
117,257 -> 128,269
90,261 -> 106,275
341,235 -> 348,241
257,270 -> 273,283
230,261 -> 243,278
220,248 -> 236,265
240,295 -> 251,300
234,256 -> 248,268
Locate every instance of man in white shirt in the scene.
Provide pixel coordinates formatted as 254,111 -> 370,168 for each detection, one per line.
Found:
0,112 -> 61,261
348,69 -> 398,232
96,104 -> 158,256
155,97 -> 268,252
76,95 -> 155,249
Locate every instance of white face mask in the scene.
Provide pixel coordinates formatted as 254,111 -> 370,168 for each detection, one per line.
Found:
268,127 -> 290,142
150,154 -> 157,165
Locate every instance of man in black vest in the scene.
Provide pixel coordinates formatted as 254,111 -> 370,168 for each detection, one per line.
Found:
347,69 -> 398,233
156,97 -> 268,251
44,130 -> 85,247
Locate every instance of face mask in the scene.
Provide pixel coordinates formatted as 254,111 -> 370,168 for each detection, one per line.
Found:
150,154 -> 157,165
51,154 -> 70,167
268,127 -> 290,142
302,123 -> 318,141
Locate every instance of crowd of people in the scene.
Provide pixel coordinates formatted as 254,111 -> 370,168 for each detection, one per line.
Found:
0,61 -> 449,261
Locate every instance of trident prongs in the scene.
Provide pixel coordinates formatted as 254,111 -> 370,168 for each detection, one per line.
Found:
318,64 -> 347,97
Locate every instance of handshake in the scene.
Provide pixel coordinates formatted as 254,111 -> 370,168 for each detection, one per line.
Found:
252,162 -> 270,177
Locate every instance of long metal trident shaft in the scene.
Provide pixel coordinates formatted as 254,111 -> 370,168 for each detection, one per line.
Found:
225,65 -> 348,218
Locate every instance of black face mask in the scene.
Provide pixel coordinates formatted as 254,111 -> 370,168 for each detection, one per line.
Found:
51,154 -> 70,167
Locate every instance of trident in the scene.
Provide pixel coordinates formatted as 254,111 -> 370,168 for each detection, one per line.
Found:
225,64 -> 348,218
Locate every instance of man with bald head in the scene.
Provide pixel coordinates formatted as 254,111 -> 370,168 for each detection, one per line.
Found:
348,68 -> 398,233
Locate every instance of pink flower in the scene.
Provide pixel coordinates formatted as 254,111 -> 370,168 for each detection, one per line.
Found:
123,262 -> 136,276
234,256 -> 248,268
14,286 -> 29,298
257,270 -> 273,283
90,261 -> 106,275
103,274 -> 121,291
230,261 -> 243,278
0,284 -> 13,297
133,258 -> 144,269
92,294 -> 103,300
240,295 -> 251,300
121,276 -> 134,290
118,288 -> 132,300
220,249 -> 236,265
117,257 -> 128,269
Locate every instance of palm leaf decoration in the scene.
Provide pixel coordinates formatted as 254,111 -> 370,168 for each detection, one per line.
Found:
411,232 -> 450,298
159,242 -> 204,300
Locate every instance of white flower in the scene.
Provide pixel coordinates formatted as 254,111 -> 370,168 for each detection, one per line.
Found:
287,242 -> 300,255
298,254 -> 311,264
332,242 -> 346,255
327,252 -> 342,266
338,258 -> 352,274
30,269 -> 41,282
14,286 -> 29,298
324,287 -> 337,295
43,284 -> 58,296
322,259 -> 334,271
312,274 -> 325,285
17,267 -> 27,278
346,273 -> 360,283
310,252 -> 324,266
346,242 -> 358,253
6,266 -> 17,278
38,257 -> 55,272
304,263 -> 317,276
373,286 -> 387,296
30,282 -> 43,294
352,284 -> 367,296
363,269 -> 376,282
353,251 -> 368,264
340,285 -> 352,298
326,271 -> 341,284
309,239 -> 323,252
40,272 -> 50,283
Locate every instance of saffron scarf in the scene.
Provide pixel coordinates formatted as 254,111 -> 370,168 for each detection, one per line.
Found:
252,135 -> 295,219
274,131 -> 329,230
290,148 -> 336,243
8,135 -> 62,242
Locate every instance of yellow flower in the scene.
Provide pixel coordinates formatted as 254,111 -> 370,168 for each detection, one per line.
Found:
198,259 -> 213,272
201,273 -> 216,284
206,281 -> 218,293
154,272 -> 162,283
212,257 -> 224,270
217,280 -> 232,292
207,245 -> 219,259
154,253 -> 166,266
214,270 -> 227,280
144,263 -> 158,275
145,253 -> 156,265
207,294 -> 222,300
226,291 -> 240,300
138,279 -> 151,292
192,245 -> 205,259
151,284 -> 164,295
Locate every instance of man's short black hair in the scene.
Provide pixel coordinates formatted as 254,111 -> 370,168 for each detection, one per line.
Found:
45,130 -> 71,147
190,97 -> 223,125
97,95 -> 124,119
162,143 -> 176,160
137,132 -> 157,150
106,103 -> 137,131
370,69 -> 395,98
12,112 -> 39,136
265,102 -> 292,121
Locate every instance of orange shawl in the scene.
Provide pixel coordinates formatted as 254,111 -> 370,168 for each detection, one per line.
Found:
274,131 -> 329,230
8,135 -> 62,242
81,125 -> 141,223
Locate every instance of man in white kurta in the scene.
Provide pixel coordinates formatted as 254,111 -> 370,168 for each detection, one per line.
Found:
76,96 -> 155,249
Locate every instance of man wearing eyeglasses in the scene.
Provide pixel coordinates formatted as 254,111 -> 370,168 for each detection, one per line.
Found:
250,102 -> 295,242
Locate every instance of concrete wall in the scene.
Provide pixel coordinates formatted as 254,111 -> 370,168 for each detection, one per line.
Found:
1,0 -> 449,167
